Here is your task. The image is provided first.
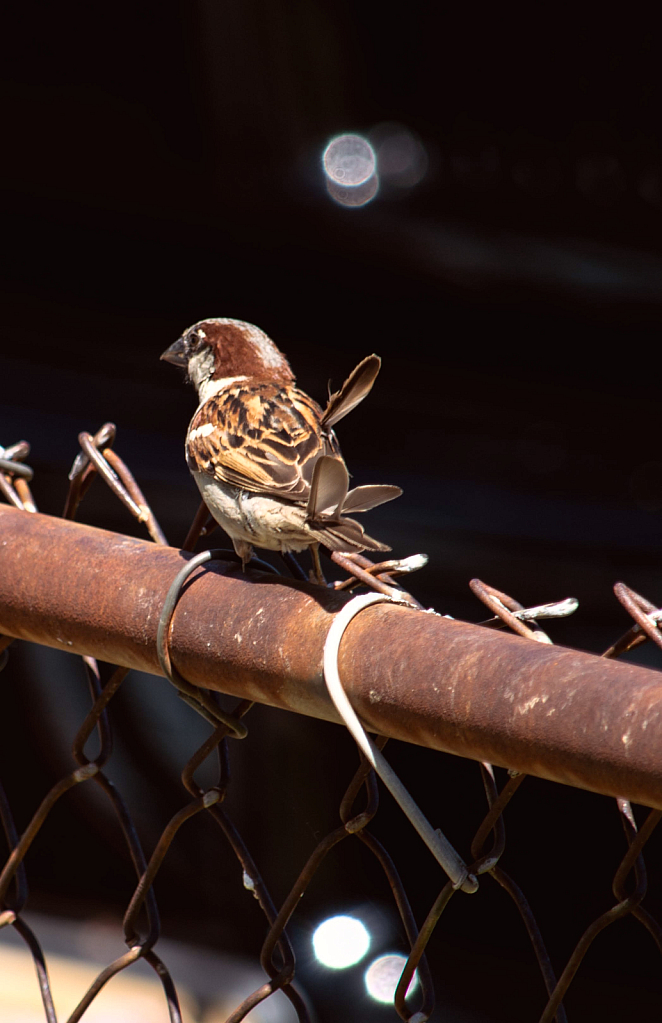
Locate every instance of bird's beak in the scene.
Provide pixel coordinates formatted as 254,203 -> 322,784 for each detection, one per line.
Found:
160,337 -> 187,367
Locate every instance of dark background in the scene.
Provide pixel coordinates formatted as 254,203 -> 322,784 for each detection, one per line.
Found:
1,4 -> 661,1021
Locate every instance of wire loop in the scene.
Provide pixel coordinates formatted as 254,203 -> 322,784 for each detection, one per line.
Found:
323,591 -> 478,894
156,549 -> 248,739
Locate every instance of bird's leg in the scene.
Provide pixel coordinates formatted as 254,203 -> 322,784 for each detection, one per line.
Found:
310,543 -> 327,586
233,539 -> 254,573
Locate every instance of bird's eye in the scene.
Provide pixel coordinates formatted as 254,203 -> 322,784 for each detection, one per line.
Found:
188,331 -> 207,353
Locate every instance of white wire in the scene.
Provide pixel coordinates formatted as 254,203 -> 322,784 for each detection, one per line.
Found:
322,592 -> 478,893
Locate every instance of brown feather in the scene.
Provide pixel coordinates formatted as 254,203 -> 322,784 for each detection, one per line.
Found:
307,456 -> 349,519
322,354 -> 381,429
342,484 -> 403,513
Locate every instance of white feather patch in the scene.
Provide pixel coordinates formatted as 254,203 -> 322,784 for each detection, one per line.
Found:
196,375 -> 248,405
188,422 -> 216,441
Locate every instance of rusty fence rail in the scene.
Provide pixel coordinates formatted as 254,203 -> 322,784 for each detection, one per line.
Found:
0,427 -> 661,1022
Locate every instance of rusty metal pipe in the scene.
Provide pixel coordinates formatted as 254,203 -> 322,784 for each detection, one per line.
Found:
1,505 -> 662,808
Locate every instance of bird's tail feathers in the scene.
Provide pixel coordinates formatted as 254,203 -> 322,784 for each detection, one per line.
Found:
306,456 -> 399,553
321,354 -> 381,429
308,522 -> 391,554
307,455 -> 348,519
342,483 -> 402,513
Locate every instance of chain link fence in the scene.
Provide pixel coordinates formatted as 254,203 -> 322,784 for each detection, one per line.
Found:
1,426 -> 661,1022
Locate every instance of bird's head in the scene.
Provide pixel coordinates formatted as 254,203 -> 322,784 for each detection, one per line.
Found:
161,318 -> 295,401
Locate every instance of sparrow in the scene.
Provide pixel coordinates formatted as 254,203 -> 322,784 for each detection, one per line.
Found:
161,318 -> 402,575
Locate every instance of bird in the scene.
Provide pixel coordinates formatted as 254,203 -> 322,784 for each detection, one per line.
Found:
161,318 -> 402,580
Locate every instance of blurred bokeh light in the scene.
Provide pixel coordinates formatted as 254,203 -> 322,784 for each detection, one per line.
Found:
323,134 -> 376,186
312,914 -> 370,969
322,133 -> 378,207
364,954 -> 418,1004
371,122 -> 428,188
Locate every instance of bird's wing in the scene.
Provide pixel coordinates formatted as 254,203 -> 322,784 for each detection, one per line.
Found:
186,381 -> 339,502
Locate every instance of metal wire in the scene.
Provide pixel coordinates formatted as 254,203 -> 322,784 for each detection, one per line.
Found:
322,592 -> 477,893
0,425 -> 661,1022
156,549 -> 250,737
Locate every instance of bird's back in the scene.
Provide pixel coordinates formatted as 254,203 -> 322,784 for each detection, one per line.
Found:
185,380 -> 340,504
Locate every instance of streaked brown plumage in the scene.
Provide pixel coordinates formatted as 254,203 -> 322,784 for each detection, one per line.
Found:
186,380 -> 335,501
161,317 -> 401,568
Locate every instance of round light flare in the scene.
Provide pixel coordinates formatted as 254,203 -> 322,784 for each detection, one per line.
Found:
312,915 -> 371,970
371,122 -> 428,188
364,954 -> 419,1004
323,134 -> 376,187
